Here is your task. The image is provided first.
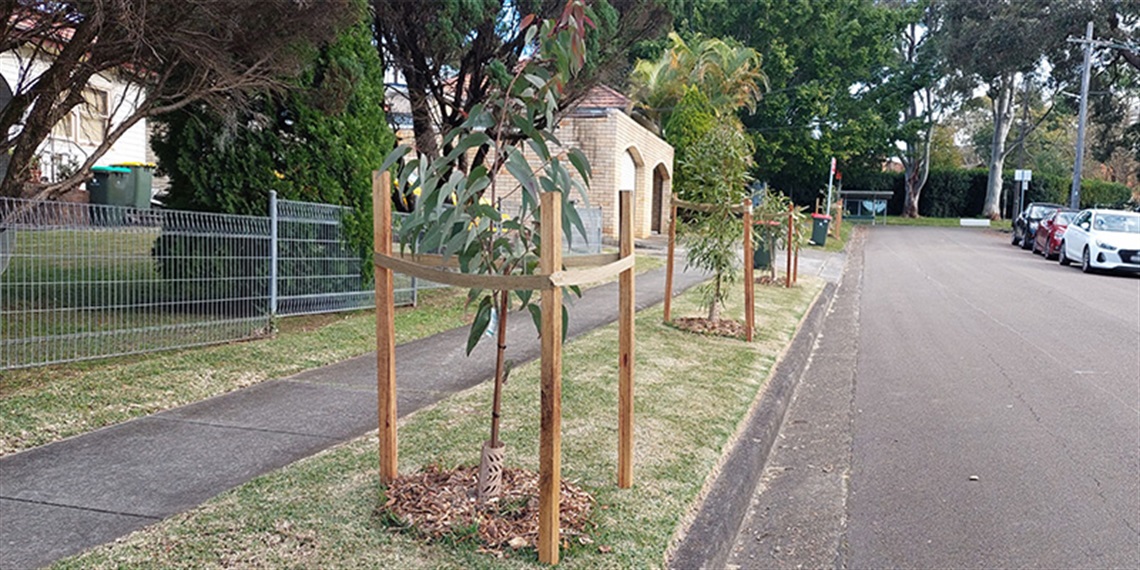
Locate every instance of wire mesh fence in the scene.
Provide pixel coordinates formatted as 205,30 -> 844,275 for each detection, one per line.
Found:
0,198 -> 273,370
1,195 -> 604,370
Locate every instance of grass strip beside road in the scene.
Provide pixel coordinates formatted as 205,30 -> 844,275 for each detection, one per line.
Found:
0,256 -> 665,457
55,275 -> 825,569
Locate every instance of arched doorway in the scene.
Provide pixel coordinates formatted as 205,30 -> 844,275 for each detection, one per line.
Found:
651,164 -> 669,233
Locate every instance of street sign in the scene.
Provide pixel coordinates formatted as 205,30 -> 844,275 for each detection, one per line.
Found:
1014,169 -> 1032,182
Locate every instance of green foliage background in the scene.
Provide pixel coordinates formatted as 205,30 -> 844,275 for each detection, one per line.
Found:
843,169 -> 1134,218
664,87 -> 718,203
151,13 -> 393,259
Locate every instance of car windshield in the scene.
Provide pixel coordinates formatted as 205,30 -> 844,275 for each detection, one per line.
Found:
1093,213 -> 1140,234
1027,205 -> 1055,218
1055,212 -> 1074,224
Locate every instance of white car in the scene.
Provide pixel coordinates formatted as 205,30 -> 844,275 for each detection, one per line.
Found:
1058,209 -> 1140,273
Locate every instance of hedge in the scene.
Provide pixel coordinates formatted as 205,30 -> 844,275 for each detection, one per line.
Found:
837,168 -> 1133,217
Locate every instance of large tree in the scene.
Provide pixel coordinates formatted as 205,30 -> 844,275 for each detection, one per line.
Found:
373,0 -> 671,167
673,0 -> 908,202
935,0 -> 1090,218
0,0 -> 355,199
151,12 -> 392,219
890,1 -> 948,218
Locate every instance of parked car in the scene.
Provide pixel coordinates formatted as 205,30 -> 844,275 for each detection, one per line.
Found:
1058,209 -> 1140,273
1012,202 -> 1062,249
1031,208 -> 1078,259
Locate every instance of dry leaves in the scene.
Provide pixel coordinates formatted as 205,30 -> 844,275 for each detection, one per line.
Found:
672,317 -> 748,339
382,465 -> 594,553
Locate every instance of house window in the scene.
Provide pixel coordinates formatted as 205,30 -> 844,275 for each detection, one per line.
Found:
51,88 -> 108,145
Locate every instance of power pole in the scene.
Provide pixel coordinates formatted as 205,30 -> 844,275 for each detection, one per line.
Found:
1070,21 -> 1093,209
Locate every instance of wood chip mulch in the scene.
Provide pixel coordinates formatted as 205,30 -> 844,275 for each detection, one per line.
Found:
672,316 -> 747,339
381,465 -> 595,553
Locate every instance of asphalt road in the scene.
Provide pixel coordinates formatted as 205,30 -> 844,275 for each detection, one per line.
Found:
729,225 -> 1139,568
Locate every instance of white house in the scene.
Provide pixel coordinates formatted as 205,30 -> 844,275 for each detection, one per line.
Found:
1,43 -> 149,187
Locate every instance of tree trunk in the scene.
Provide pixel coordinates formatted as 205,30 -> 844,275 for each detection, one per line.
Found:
982,76 -> 1016,220
707,274 -> 721,321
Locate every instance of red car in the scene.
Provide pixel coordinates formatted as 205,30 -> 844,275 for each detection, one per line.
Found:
1032,208 -> 1078,259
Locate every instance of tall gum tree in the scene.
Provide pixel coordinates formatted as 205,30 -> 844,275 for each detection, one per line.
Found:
935,0 -> 1092,219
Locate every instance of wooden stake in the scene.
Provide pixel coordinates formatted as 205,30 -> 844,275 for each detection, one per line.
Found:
663,203 -> 677,323
618,191 -> 635,488
538,192 -> 563,565
786,203 -> 793,289
834,199 -> 843,238
373,170 -> 398,484
743,199 -> 754,342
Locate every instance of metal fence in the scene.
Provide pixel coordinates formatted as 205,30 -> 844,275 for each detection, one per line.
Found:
1,198 -> 273,370
1,195 -> 605,370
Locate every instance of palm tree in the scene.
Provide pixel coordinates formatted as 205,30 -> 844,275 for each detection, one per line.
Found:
629,33 -> 768,133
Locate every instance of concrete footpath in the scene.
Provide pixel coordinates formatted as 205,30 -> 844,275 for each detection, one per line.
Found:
1,246 -> 845,570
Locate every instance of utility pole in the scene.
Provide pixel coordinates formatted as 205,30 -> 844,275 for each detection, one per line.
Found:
1070,21 -> 1093,209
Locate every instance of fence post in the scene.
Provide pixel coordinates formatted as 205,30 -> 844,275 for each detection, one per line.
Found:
538,191 -> 564,565
663,203 -> 677,323
743,199 -> 754,342
269,190 -> 278,316
374,171 -> 398,484
786,203 -> 793,289
618,190 -> 635,488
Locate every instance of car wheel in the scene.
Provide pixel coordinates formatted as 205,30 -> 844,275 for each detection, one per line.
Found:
1059,242 -> 1070,266
1021,233 -> 1032,249
1011,231 -> 1020,246
1081,247 -> 1093,273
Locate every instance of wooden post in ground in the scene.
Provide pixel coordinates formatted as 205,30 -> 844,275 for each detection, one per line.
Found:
373,170 -> 398,484
538,192 -> 564,565
743,199 -> 754,342
663,203 -> 677,323
833,199 -> 843,237
786,203 -> 793,289
618,190 -> 635,488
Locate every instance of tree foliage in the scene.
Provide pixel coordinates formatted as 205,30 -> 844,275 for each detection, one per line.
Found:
0,0 -> 355,199
677,117 -> 753,320
663,85 -> 716,202
374,0 -> 671,164
672,0 -> 908,202
934,0 -> 1093,218
151,13 -> 393,263
628,32 -> 766,133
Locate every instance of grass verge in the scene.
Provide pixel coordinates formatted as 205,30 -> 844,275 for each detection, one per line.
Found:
870,215 -> 1013,231
54,274 -> 825,569
0,256 -> 663,457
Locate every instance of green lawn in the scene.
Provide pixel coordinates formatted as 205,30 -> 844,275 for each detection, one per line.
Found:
55,273 -> 827,569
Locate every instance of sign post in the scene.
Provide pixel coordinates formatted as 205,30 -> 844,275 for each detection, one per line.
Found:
825,157 -> 836,213
1014,169 -> 1032,215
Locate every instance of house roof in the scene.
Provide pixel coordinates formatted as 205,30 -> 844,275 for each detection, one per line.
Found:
573,84 -> 630,112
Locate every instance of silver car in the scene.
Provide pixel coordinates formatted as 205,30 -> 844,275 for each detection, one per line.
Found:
1059,209 -> 1140,273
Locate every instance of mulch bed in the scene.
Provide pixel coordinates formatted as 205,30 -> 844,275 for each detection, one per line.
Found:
382,465 -> 595,554
672,316 -> 747,339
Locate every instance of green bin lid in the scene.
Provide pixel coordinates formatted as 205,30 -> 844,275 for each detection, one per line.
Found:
92,166 -> 131,173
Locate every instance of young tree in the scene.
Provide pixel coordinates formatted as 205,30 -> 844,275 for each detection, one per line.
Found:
678,116 -> 753,320
383,1 -> 594,502
0,0 -> 355,199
